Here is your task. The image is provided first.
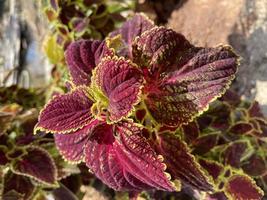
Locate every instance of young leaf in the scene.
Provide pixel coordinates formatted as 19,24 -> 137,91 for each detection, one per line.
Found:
54,119 -> 99,163
11,146 -> 58,186
35,86 -> 94,134
84,121 -> 176,191
92,56 -> 144,122
224,174 -> 264,200
110,13 -> 154,58
154,133 -> 213,191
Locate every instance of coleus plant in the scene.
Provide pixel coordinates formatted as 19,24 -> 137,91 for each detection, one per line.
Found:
34,13 -> 265,199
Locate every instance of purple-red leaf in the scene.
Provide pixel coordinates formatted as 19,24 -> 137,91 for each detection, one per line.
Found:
65,40 -> 112,86
198,159 -> 224,181
242,154 -> 266,177
3,172 -> 35,200
182,121 -> 200,144
92,57 -> 144,122
142,31 -> 239,127
154,133 -> 213,191
225,174 -> 263,200
133,27 -> 192,73
222,141 -> 248,168
192,133 -> 219,155
228,122 -> 253,135
54,120 -> 99,163
11,146 -> 57,185
0,147 -> 8,166
35,86 -> 94,134
110,13 -> 154,58
84,121 -> 176,191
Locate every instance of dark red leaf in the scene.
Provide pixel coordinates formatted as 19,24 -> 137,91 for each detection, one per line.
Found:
228,122 -> 253,135
11,146 -> 57,185
182,121 -> 200,144
225,174 -> 263,200
0,147 -> 8,166
3,172 -> 35,200
198,159 -> 224,181
242,154 -> 266,177
222,141 -> 248,168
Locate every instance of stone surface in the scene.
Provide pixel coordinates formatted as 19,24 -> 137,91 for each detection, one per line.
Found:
168,0 -> 267,115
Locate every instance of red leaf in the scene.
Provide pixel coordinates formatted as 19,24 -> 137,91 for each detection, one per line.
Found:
35,86 -> 94,134
65,40 -> 112,86
84,121 -> 176,191
54,119 -> 99,163
92,57 -> 144,122
141,31 -> 239,127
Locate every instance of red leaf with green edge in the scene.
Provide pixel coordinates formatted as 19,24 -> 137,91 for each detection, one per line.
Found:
84,121 -> 176,191
224,174 -> 263,200
192,133 -> 219,155
222,141 -> 249,168
35,86 -> 94,134
144,42 -> 239,127
182,121 -> 199,144
110,13 -> 154,58
65,40 -> 113,86
3,172 -> 35,200
154,132 -> 213,191
198,159 -> 224,181
228,122 -> 253,135
11,146 -> 57,186
133,27 -> 193,74
242,154 -> 266,177
54,119 -> 99,163
92,57 -> 144,122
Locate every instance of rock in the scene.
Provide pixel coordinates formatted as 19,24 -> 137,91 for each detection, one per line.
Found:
168,0 -> 267,115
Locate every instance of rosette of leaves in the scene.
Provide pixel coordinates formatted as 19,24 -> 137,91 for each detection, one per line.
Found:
0,86 -> 80,199
34,13 -> 243,198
